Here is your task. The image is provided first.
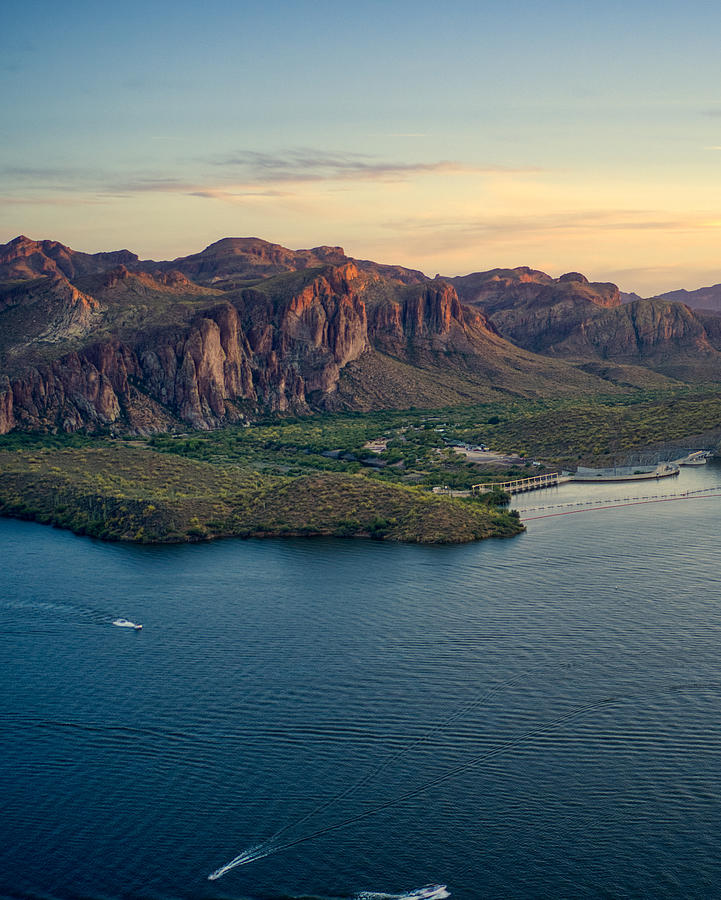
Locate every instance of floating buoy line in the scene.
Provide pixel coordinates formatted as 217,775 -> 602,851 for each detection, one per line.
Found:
518,486 -> 721,520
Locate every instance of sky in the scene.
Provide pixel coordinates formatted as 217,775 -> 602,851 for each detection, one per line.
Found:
2,0 -> 721,295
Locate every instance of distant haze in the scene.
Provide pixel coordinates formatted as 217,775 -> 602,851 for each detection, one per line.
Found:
2,0 -> 721,296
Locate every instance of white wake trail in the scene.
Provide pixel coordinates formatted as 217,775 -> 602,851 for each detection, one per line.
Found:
207,843 -> 276,880
211,669 -> 532,880
356,889 -> 449,900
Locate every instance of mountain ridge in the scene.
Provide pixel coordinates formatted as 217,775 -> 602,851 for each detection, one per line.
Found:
446,265 -> 721,381
656,283 -> 721,315
1,234 -> 717,435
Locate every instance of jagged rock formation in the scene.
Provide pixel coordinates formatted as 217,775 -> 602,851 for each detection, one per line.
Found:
1,235 -> 719,435
449,266 -> 721,381
0,239 -> 454,432
153,237 -> 427,289
0,271 -> 100,358
158,237 -> 349,288
449,267 -> 621,353
0,235 -> 138,281
0,256 -> 374,433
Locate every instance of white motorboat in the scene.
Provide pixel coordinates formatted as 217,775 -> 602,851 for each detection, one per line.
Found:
112,618 -> 143,630
404,887 -> 449,900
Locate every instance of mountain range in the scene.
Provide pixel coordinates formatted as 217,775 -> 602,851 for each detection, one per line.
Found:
2,234 -> 720,435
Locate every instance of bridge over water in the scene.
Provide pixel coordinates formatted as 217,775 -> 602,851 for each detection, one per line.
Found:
471,472 -> 572,495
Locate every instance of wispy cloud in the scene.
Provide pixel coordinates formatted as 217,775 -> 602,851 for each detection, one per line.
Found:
102,177 -> 200,196
206,148 -> 538,184
0,194 -> 104,207
100,177 -> 293,201
0,165 -> 89,185
188,188 -> 293,200
386,209 -> 716,238
375,210 -> 721,260
0,147 -> 535,205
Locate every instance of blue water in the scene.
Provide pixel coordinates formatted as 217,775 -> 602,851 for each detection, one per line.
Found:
3,464 -> 721,899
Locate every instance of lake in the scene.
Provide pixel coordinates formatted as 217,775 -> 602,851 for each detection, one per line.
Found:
3,463 -> 721,899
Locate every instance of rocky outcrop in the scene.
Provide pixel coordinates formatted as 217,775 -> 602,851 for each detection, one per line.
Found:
0,376 -> 14,433
76,265 -> 215,307
160,237 -> 349,287
557,299 -> 721,381
0,272 -> 101,369
573,299 -> 712,359
35,275 -> 100,342
236,263 -> 369,407
136,304 -> 256,428
448,268 -> 622,354
352,259 -> 428,286
3,320 -> 254,434
368,282 -> 497,357
0,263 -> 371,432
0,235 -> 138,282
8,343 -> 134,433
449,266 -> 621,313
155,237 -> 429,289
445,265 -> 721,376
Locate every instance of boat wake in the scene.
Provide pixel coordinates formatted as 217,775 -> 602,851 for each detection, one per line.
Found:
206,671 -> 531,880
356,888 -> 449,900
207,844 -> 277,880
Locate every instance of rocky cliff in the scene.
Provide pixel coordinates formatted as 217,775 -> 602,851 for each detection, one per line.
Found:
449,267 -> 621,353
448,265 -> 721,380
2,234 -> 718,435
0,257 -> 374,433
0,235 -> 138,282
0,236 -> 614,433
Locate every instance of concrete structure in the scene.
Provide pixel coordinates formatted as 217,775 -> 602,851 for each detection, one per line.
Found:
573,463 -> 679,482
675,451 -> 710,466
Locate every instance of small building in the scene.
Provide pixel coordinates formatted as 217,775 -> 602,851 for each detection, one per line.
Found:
363,439 -> 388,453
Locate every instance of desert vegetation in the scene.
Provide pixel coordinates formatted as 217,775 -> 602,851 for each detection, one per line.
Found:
2,386 -> 719,545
